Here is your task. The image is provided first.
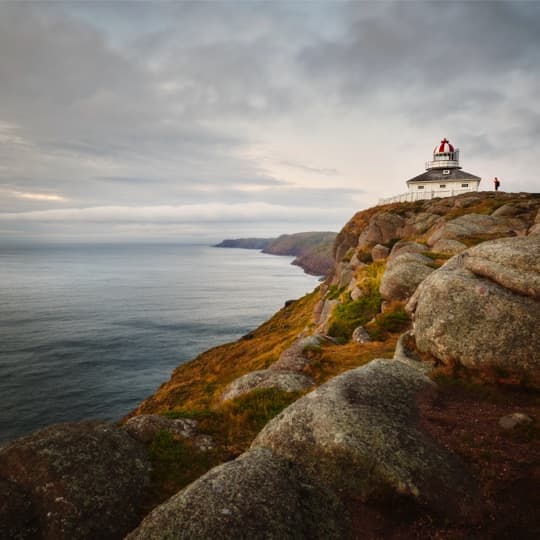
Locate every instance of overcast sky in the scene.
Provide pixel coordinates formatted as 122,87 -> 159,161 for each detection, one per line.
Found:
1,1 -> 539,243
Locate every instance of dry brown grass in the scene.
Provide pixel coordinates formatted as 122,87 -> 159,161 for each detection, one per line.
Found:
304,339 -> 398,385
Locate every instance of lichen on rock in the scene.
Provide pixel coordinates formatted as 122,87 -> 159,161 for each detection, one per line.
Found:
252,359 -> 476,520
126,447 -> 347,540
220,369 -> 314,402
407,234 -> 540,387
0,421 -> 151,540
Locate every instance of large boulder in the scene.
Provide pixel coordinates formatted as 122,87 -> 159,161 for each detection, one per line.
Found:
380,252 -> 434,302
388,240 -> 428,261
427,213 -> 525,246
357,212 -> 405,250
431,238 -> 467,254
407,235 -> 540,387
371,243 -> 390,261
126,447 -> 347,540
252,359 -> 475,519
0,421 -> 151,540
270,335 -> 323,373
221,369 -> 313,402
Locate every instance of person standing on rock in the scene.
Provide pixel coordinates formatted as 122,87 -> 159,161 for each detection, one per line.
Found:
494,177 -> 501,191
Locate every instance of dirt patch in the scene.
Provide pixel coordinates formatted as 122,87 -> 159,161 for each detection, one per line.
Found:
345,376 -> 540,539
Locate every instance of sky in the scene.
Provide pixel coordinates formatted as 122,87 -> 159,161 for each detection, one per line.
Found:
0,0 -> 539,243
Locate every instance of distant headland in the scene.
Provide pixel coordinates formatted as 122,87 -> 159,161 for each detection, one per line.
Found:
214,231 -> 337,277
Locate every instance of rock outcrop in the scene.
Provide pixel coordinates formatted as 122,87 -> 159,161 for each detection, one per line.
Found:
0,421 -> 151,540
426,212 -> 525,246
431,238 -> 467,254
407,235 -> 540,387
252,359 -> 476,519
220,369 -> 314,402
380,252 -> 434,302
357,212 -> 405,250
126,447 -> 347,540
124,414 -> 213,450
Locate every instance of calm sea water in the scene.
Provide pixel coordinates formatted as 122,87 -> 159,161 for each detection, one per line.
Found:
0,244 -> 318,444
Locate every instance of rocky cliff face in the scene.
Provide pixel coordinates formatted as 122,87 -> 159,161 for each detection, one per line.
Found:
215,231 -> 337,276
3,191 -> 539,539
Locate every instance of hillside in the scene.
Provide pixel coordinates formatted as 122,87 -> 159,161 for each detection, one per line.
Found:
215,231 -> 337,276
213,237 -> 272,249
2,191 -> 539,539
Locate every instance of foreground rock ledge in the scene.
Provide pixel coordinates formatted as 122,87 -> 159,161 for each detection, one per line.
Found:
252,359 -> 476,520
0,421 -> 151,540
126,447 -> 347,540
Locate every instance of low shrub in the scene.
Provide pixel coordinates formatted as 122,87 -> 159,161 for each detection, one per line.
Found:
366,308 -> 410,340
148,430 -> 217,500
328,294 -> 382,340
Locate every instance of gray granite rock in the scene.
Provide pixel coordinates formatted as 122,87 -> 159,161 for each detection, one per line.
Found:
0,421 -> 151,540
388,240 -> 428,261
357,212 -> 405,250
371,243 -> 390,261
431,238 -> 468,254
124,414 -> 213,451
126,447 -> 347,540
499,413 -> 534,430
221,369 -> 314,402
407,235 -> 540,387
380,252 -> 434,302
252,359 -> 476,520
427,213 -> 525,245
351,325 -> 372,343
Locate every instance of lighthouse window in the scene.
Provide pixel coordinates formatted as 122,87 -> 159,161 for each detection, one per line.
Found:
442,170 -> 450,175
439,184 -> 446,188
417,186 -> 424,189
461,183 -> 469,188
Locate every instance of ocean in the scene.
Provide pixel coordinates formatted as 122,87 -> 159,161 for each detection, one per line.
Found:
0,244 -> 318,444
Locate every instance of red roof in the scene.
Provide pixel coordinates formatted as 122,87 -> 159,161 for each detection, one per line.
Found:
433,138 -> 455,154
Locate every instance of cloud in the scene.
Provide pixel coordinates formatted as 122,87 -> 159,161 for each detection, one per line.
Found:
0,1 -> 538,242
0,202 -> 341,224
9,190 -> 67,202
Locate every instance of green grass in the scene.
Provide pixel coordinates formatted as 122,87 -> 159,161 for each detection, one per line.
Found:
148,430 -> 218,500
326,284 -> 345,300
328,294 -> 382,340
327,261 -> 386,341
222,387 -> 302,438
366,308 -> 411,341
150,387 -> 303,500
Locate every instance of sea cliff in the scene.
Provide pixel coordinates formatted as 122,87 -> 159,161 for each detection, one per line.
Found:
215,231 -> 337,276
2,191 -> 540,539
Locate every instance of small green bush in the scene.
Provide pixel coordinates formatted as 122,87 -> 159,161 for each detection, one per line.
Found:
328,294 -> 382,340
149,430 -> 215,496
367,308 -> 410,340
224,387 -> 302,435
326,284 -> 345,300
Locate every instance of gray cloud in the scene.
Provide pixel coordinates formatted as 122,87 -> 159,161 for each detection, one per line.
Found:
0,1 -> 538,242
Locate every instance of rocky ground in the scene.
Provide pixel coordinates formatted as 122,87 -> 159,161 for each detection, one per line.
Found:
1,191 -> 539,539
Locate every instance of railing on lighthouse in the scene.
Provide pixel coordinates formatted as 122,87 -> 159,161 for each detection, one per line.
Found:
378,186 -> 476,205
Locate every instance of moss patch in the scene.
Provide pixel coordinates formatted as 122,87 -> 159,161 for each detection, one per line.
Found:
366,308 -> 411,341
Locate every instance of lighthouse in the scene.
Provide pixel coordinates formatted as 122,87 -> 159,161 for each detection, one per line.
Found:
379,138 -> 481,204
405,138 -> 481,197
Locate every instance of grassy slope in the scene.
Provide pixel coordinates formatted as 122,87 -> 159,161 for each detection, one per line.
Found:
130,191 -> 540,517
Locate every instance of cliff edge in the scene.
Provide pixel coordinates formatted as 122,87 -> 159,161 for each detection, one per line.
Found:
2,191 -> 539,539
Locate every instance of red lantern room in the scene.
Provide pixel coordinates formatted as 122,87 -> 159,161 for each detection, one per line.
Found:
426,138 -> 461,170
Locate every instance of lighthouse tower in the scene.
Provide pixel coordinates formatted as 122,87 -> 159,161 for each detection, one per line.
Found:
405,138 -> 481,198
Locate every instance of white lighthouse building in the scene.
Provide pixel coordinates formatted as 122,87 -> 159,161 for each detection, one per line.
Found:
379,138 -> 481,204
